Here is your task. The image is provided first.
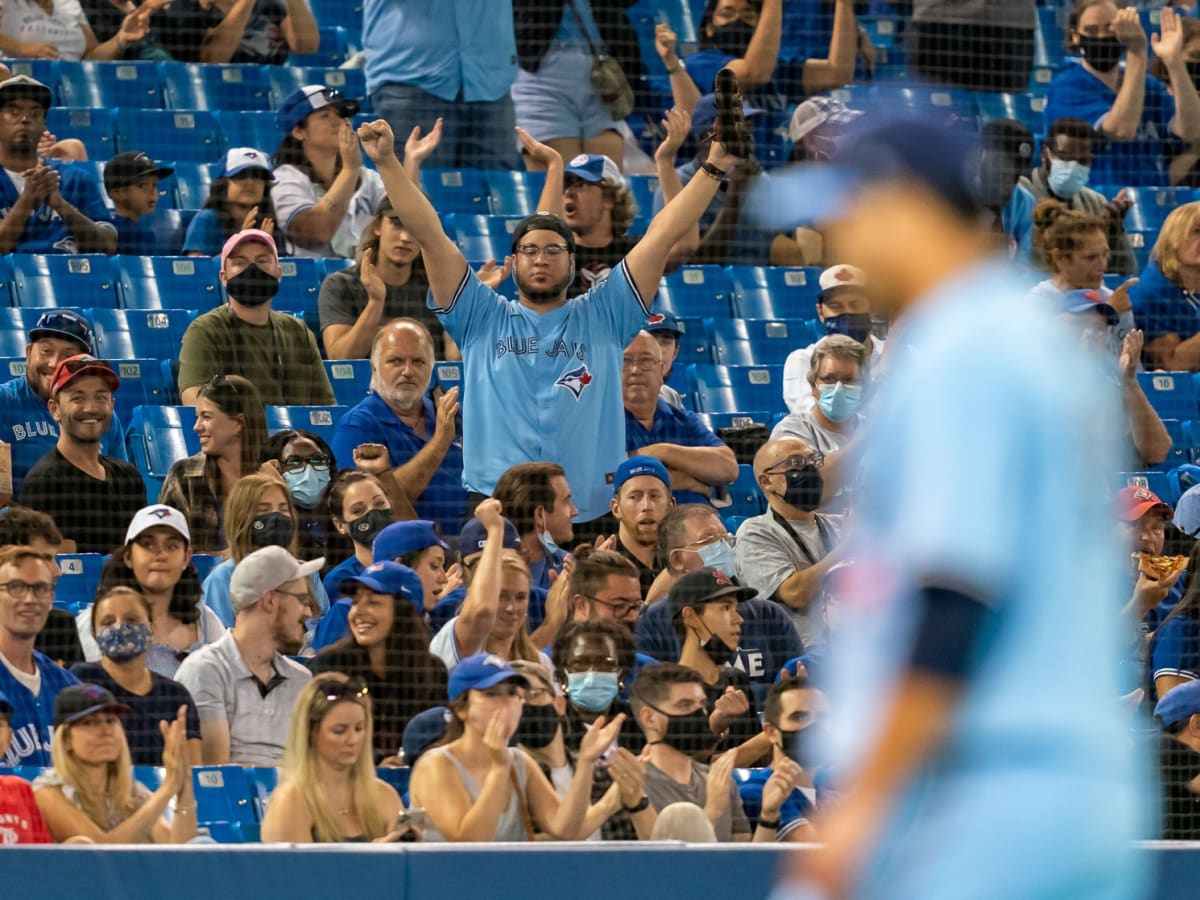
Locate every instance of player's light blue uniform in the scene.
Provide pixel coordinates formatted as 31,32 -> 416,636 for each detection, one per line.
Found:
431,261 -> 650,522
824,259 -> 1149,899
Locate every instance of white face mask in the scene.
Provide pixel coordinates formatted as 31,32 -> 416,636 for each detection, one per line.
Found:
696,537 -> 737,578
1047,157 -> 1090,199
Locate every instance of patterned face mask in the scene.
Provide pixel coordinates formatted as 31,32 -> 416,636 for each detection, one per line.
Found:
96,621 -> 152,662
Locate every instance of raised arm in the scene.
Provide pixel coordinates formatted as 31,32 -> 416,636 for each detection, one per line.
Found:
525,715 -> 626,839
281,0 -> 320,55
1153,8 -> 1200,143
1099,8 -> 1148,140
518,128 -> 564,216
801,0 -> 857,96
721,0 -> 783,86
358,119 -> 467,305
452,498 -> 505,657
654,108 -> 700,267
200,0 -> 255,63
1118,331 -> 1171,465
403,118 -> 444,186
655,23 -> 701,114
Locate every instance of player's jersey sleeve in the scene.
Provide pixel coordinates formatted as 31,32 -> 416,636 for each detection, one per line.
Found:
586,258 -> 653,343
428,268 -> 508,348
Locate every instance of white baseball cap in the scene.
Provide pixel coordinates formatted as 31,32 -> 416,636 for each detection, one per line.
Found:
222,147 -> 273,179
125,505 -> 190,545
818,264 -> 867,293
230,546 -> 324,613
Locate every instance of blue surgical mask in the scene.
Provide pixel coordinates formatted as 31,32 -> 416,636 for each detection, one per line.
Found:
1047,158 -> 1090,199
284,464 -> 330,510
566,670 -> 620,713
96,621 -> 151,662
697,538 -> 737,578
539,528 -> 567,563
817,382 -> 862,423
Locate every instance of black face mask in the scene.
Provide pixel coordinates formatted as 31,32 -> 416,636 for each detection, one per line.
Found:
780,465 -> 823,512
513,703 -> 561,750
1188,60 -> 1200,93
650,705 -> 714,758
346,508 -> 391,547
1078,35 -> 1123,73
249,512 -> 293,549
779,725 -> 822,769
709,19 -> 756,57
697,625 -> 737,667
226,262 -> 281,307
823,312 -> 872,344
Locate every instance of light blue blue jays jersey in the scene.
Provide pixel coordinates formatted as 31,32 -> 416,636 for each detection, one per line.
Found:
823,260 -> 1149,899
431,261 -> 650,522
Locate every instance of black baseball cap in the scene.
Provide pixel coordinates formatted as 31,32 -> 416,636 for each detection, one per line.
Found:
668,566 -> 756,620
510,213 -> 576,255
28,310 -> 94,354
103,152 -> 174,192
53,683 -> 132,728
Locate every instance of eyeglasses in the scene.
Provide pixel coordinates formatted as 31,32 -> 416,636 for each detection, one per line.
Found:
514,243 -> 570,259
281,455 -> 332,473
274,588 -> 315,607
581,594 -> 645,620
204,373 -> 242,396
764,453 -> 825,474
0,580 -> 55,600
678,533 -> 735,552
622,355 -> 662,371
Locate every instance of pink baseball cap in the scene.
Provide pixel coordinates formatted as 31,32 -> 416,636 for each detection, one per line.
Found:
220,228 -> 277,268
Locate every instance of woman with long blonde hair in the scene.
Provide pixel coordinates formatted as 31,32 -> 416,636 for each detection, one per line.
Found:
32,684 -> 194,843
260,673 -> 415,843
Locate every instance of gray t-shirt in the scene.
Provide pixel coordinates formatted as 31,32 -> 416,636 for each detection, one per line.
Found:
769,412 -> 857,514
913,0 -> 1034,29
644,759 -> 750,842
317,266 -> 445,352
735,511 -> 842,651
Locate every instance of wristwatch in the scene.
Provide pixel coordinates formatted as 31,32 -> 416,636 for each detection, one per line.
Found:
622,795 -> 650,814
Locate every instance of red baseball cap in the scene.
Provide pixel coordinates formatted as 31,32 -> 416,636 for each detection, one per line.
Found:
49,354 -> 120,397
1116,486 -> 1171,522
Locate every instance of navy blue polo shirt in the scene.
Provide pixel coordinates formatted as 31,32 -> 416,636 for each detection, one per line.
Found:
625,399 -> 727,505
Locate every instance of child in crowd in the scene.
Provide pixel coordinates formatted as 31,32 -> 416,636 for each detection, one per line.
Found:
102,151 -> 173,255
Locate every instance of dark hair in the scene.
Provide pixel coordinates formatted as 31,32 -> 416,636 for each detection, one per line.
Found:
763,674 -> 812,728
323,469 -> 385,564
570,547 -> 641,600
274,133 -> 357,192
629,662 -> 704,718
551,618 -> 636,687
90,585 -> 152,634
0,505 -> 63,547
1065,0 -> 1123,49
357,207 -> 429,283
698,0 -> 762,45
196,374 -> 268,480
657,504 -> 722,572
492,462 -> 567,536
1045,117 -> 1096,148
258,429 -> 336,469
97,551 -> 202,626
202,174 -> 277,245
326,591 -> 443,694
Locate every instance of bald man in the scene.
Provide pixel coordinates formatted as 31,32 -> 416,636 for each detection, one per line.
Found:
733,437 -> 842,650
331,318 -> 465,531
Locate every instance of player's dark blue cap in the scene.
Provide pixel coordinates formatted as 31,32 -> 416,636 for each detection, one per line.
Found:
748,113 -> 983,231
1155,680 -> 1200,729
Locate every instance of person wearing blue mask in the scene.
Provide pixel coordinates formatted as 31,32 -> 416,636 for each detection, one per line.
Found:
782,263 -> 884,416
734,438 -> 842,653
1018,116 -> 1137,275
259,429 -> 336,561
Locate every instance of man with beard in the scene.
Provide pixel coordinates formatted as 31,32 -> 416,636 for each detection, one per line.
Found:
623,331 -> 737,507
610,455 -> 674,598
356,117 -> 742,530
331,318 -> 465,532
0,75 -> 115,254
0,310 -> 127,495
19,356 -> 145,554
175,545 -> 317,765
177,229 -> 334,406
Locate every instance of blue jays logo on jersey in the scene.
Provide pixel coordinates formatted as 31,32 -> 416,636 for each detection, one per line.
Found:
556,364 -> 593,399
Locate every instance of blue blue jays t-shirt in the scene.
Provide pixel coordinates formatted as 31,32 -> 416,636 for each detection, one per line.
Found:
684,48 -> 736,93
0,158 -> 115,252
625,399 -> 726,505
1149,613 -> 1200,703
735,765 -> 812,834
321,555 -> 365,607
1130,258 -> 1200,344
182,208 -> 226,257
0,651 -> 80,766
0,374 -> 128,494
1043,62 -> 1176,186
113,213 -> 157,256
822,258 -> 1147,897
431,261 -> 651,522
331,392 -> 467,535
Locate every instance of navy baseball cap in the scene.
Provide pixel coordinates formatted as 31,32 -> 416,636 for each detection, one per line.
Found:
29,310 -> 94,354
401,705 -> 450,765
564,153 -> 623,185
614,455 -> 671,495
645,311 -> 684,338
340,561 -> 424,614
53,683 -> 132,728
277,85 -> 361,134
373,520 -> 447,563
459,515 -> 522,556
448,653 -> 530,701
1155,680 -> 1200,729
749,114 -> 983,230
103,151 -> 174,192
691,93 -> 763,140
1060,288 -> 1119,326
510,212 -> 576,255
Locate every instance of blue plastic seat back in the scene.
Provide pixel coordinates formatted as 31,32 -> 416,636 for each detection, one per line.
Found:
421,169 -> 490,215
46,107 -> 116,156
266,406 -> 348,447
274,257 -> 323,318
708,317 -> 819,367
724,464 -> 767,518
1139,371 -> 1199,421
289,25 -> 352,68
161,62 -> 272,112
324,358 -> 372,407
728,265 -> 822,319
688,363 -> 785,414
654,266 -> 735,319
54,553 -> 104,612
486,170 -> 546,216
193,765 -> 257,829
127,404 -> 199,486
117,255 -> 223,311
59,60 -> 164,109
214,110 -> 279,157
172,162 -> 214,211
12,255 -> 120,309
190,553 -> 219,584
308,0 -> 364,35
110,359 -> 176,431
90,307 -> 196,360
116,109 -> 222,163
245,766 -> 280,821
434,361 -> 464,401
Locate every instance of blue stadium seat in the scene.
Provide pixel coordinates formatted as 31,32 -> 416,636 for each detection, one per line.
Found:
871,84 -> 977,123
160,62 -> 271,112
172,162 -> 214,211
190,553 -> 219,583
1121,187 -> 1197,234
376,766 -> 411,799
972,92 -> 1047,133
625,175 -> 660,218
672,316 -> 714,369
708,318 -> 822,367
4,60 -> 61,100
1155,419 -> 1191,472
728,265 -> 823,319
127,405 -> 199,499
308,0 -> 363,36
268,66 -> 368,110
0,312 -> 24,357
654,266 -> 735,319
193,765 -> 258,839
245,766 -> 279,821
89,308 -> 195,360
0,357 -> 24,380
446,214 -> 523,262
321,257 -> 354,279
688,363 -> 785,414
12,255 -> 120,309
54,553 -> 103,612
142,209 -> 197,256
323,358 -> 372,407
110,359 -> 177,427
273,257 -> 323,317
266,406 -> 348,446
116,109 -> 222,163
45,107 -> 115,156
117,255 -> 222,311
722,464 -> 767,519
1170,464 -> 1200,508
1139,371 -> 1199,420
486,170 -> 547,217
434,361 -> 463,399
421,169 -> 490,215
133,766 -> 165,792
289,25 -> 352,67
58,60 -> 163,109
1115,471 -> 1174,505
214,110 -> 279,156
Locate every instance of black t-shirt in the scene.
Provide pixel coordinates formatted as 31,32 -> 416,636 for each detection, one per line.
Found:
19,450 -> 147,554
569,233 -> 641,298
70,663 -> 202,766
155,0 -> 223,62
80,0 -> 170,59
616,536 -> 657,600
